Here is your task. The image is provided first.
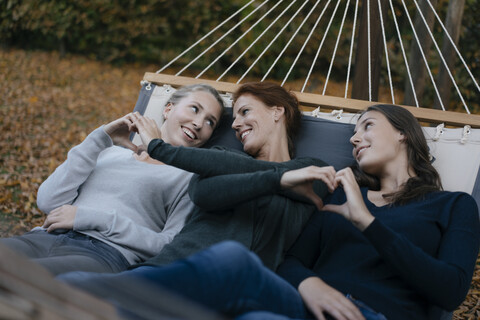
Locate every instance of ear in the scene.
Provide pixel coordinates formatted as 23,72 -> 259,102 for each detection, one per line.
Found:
273,106 -> 285,122
398,131 -> 406,142
163,103 -> 173,120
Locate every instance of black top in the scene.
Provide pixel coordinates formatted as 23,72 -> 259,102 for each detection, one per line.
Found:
277,187 -> 480,319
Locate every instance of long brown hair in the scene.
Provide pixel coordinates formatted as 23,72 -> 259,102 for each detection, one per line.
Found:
233,82 -> 301,158
353,104 -> 442,205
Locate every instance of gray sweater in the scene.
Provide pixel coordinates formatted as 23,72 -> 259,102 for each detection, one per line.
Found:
36,127 -> 194,264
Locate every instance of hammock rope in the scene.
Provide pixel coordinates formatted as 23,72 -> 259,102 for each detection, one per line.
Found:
412,0 -> 469,113
377,0 -> 395,104
155,0 -> 479,115
217,0 -> 297,81
301,0 -> 343,93
388,0 -> 419,107
156,0 -> 256,74
237,0 -> 311,84
367,0 -> 372,101
344,0 -> 360,99
283,0 -> 332,87
424,0 -> 480,95
261,0 -> 322,82
401,0 -> 445,110
177,0 -> 268,77
323,0 -> 351,96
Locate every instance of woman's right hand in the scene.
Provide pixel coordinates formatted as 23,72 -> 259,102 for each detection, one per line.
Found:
280,166 -> 337,210
298,277 -> 365,320
104,113 -> 139,152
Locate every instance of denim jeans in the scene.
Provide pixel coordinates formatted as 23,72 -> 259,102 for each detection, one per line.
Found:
59,241 -> 386,319
0,229 -> 130,275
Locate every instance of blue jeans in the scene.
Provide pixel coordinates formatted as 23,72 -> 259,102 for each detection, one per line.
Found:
0,229 -> 130,275
59,241 -> 386,319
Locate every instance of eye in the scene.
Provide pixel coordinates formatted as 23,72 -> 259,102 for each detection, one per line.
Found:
242,108 -> 249,115
206,119 -> 215,127
364,122 -> 373,130
191,105 -> 198,113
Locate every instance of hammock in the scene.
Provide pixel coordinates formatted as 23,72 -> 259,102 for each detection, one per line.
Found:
131,3 -> 480,318
1,1 -> 479,319
134,0 -> 480,205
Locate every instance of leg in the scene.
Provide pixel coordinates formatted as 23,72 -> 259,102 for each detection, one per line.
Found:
33,255 -> 116,276
0,229 -> 58,258
1,230 -> 129,275
60,241 -> 308,318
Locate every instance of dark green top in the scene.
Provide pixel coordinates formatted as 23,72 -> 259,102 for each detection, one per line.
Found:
135,140 -> 329,271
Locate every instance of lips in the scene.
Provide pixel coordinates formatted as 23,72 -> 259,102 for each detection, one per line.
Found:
239,129 -> 251,142
182,127 -> 197,140
355,145 -> 369,159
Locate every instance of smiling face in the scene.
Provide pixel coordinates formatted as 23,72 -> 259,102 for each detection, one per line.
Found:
350,110 -> 407,176
160,91 -> 222,148
231,94 -> 283,158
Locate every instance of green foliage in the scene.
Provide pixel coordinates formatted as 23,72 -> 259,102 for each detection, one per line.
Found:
0,0 -> 242,63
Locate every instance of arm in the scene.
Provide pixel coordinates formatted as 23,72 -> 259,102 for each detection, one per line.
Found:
73,197 -> 193,261
188,161 -> 332,212
37,113 -> 142,215
361,197 -> 479,310
188,168 -> 287,211
147,139 -> 290,177
37,127 -> 113,213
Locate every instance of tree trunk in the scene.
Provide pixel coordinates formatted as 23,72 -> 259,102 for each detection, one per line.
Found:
403,0 -> 438,107
433,0 -> 465,110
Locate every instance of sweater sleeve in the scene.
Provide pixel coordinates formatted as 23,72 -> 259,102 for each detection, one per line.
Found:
36,127 -> 113,214
188,157 -> 330,212
188,168 -> 287,212
362,194 -> 480,311
148,139 -> 287,176
73,196 -> 193,260
276,212 -> 325,287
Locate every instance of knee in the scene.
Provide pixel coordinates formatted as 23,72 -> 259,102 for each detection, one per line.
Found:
207,241 -> 259,266
192,241 -> 263,279
57,271 -> 100,287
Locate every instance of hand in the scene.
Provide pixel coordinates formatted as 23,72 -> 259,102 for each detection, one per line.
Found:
130,112 -> 162,148
298,277 -> 365,320
104,113 -> 139,152
322,168 -> 374,231
280,166 -> 337,210
43,205 -> 77,233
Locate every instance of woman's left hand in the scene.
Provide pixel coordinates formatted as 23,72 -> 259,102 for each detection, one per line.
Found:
130,112 -> 162,148
280,166 -> 337,210
43,204 -> 77,233
323,168 -> 374,231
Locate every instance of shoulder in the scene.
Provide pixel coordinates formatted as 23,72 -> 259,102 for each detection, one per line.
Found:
288,156 -> 329,167
425,190 -> 477,208
209,145 -> 250,157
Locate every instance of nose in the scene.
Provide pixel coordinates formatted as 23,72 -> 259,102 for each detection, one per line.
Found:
350,131 -> 361,146
231,117 -> 241,130
192,117 -> 203,130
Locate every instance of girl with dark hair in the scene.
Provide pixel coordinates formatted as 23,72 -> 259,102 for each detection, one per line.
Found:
63,104 -> 479,320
